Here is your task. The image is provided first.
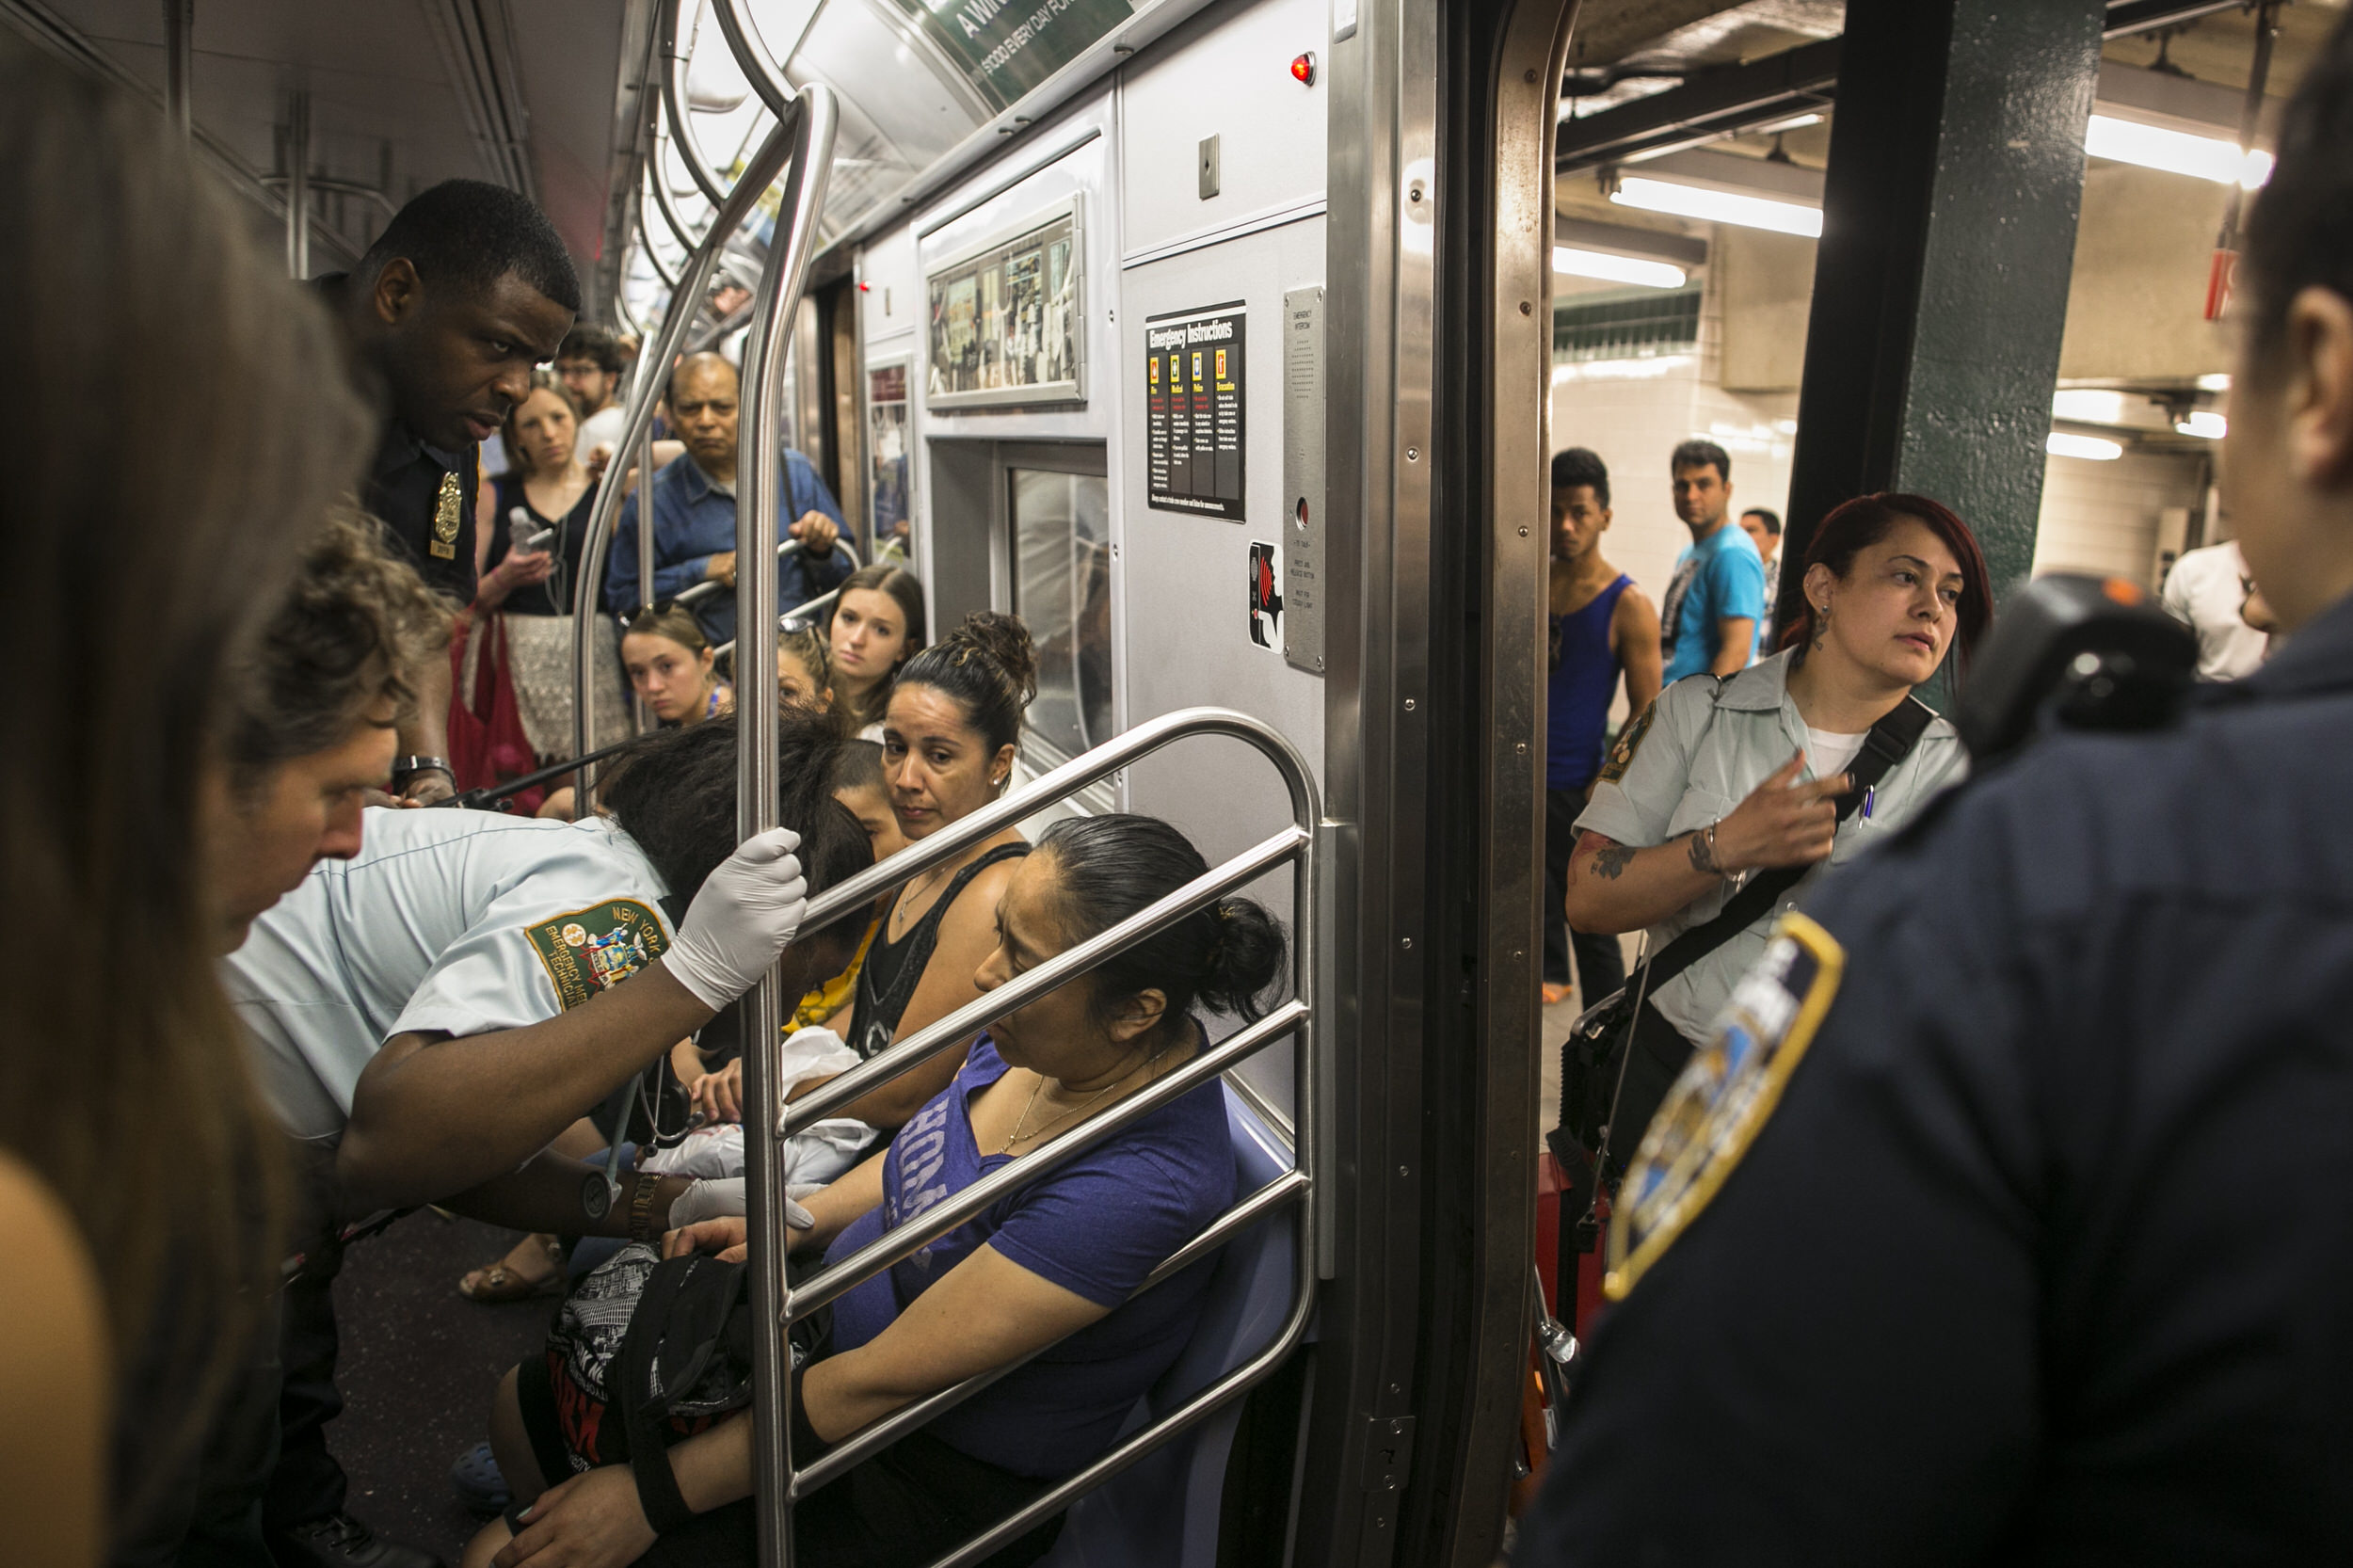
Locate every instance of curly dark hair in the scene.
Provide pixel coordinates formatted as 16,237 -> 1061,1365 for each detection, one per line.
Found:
599,709 -> 874,937
225,510 -> 454,794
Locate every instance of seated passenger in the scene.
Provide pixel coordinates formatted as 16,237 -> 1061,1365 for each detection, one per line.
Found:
775,617 -> 840,730
624,603 -> 731,727
834,612 -> 1037,1129
466,813 -> 1286,1568
1561,492 -> 1988,1152
828,564 -> 928,740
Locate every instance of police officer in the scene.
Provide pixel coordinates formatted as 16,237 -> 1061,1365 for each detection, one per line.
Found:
320,180 -> 580,807
1517,13 -> 2353,1562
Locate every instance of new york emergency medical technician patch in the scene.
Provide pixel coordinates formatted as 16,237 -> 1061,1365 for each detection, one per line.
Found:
1605,912 -> 1845,1299
526,900 -> 670,1011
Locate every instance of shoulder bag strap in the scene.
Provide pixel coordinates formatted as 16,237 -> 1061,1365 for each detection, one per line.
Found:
1642,695 -> 1934,991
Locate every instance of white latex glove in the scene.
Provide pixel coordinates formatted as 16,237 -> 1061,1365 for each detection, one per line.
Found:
669,1176 -> 810,1232
664,826 -> 807,1010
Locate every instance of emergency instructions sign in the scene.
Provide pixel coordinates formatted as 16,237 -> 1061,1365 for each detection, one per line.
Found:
1145,302 -> 1246,520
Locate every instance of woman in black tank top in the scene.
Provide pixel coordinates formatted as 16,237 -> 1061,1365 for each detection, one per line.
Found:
835,612 -> 1040,1130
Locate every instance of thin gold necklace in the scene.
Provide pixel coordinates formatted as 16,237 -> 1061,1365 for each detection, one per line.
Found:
997,1049 -> 1162,1156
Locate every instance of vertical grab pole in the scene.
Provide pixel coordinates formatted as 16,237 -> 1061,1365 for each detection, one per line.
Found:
163,0 -> 192,141
729,74 -> 838,1568
284,89 -> 309,280
568,106 -> 797,810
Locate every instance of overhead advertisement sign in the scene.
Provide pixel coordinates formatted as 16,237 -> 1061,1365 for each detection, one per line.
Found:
888,0 -> 1138,114
925,199 -> 1085,410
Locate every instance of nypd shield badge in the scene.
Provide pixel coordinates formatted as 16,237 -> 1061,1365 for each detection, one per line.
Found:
525,900 -> 669,1011
1605,912 -> 1846,1299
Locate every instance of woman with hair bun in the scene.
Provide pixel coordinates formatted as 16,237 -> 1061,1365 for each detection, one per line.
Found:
472,814 -> 1287,1568
827,610 -> 1038,1128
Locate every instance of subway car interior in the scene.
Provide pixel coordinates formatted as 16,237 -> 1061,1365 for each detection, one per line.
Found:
2,0 -> 2333,1563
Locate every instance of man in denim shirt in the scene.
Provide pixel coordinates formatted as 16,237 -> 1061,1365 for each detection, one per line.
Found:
603,351 -> 849,647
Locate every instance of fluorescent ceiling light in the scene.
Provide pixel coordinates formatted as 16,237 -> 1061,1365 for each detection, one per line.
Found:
1611,176 -> 1822,237
2052,389 -> 2133,425
1553,353 -> 1697,384
2176,410 -> 2227,440
2197,372 -> 2232,392
2085,113 -> 2272,189
1757,112 -> 1823,133
2047,431 -> 2124,461
1552,246 -> 1688,289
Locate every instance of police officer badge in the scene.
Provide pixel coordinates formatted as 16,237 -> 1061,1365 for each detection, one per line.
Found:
430,470 -> 463,559
1605,912 -> 1846,1299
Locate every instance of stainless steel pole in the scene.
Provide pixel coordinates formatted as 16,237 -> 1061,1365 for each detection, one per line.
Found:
284,90 -> 309,280
730,63 -> 836,1568
568,110 -> 797,807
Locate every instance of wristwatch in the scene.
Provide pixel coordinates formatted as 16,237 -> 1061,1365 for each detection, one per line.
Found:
628,1170 -> 664,1242
389,755 -> 453,789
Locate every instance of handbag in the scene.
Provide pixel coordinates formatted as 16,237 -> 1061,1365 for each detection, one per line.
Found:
1550,694 -> 1935,1253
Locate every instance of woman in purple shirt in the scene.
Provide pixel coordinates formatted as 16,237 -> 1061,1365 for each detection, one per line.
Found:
473,814 -> 1284,1568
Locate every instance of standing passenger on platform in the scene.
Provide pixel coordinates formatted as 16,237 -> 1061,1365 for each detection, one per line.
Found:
1739,506 -> 1783,659
317,179 -> 581,807
601,352 -> 850,648
2161,536 -> 2273,679
1540,449 -> 1660,1009
1657,440 -> 1767,685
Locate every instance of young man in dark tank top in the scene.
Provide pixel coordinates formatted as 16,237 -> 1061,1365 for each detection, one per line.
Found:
1543,447 -> 1661,1008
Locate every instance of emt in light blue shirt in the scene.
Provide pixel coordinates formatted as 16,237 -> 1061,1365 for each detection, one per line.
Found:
603,351 -> 849,648
1657,438 -> 1767,685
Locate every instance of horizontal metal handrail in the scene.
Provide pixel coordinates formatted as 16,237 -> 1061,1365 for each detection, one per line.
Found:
783,825 -> 1308,1136
672,535 -> 818,610
935,1272 -> 1316,1568
711,579 -> 847,663
790,998 -> 1307,1322
792,1168 -> 1308,1495
789,706 -> 1318,945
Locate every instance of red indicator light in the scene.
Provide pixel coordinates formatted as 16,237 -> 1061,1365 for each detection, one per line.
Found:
858,280 -> 872,292
1291,51 -> 1316,86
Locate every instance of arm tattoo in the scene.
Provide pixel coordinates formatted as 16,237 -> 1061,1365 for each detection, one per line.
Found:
1685,828 -> 1721,875
1577,832 -> 1637,882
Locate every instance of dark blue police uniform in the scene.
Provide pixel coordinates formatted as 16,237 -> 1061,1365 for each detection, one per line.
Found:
1518,593 -> 2353,1565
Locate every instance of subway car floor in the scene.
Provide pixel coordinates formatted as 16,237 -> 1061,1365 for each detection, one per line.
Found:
328,1212 -> 552,1563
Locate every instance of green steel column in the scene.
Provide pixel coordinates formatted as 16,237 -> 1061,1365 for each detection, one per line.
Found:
1781,0 -> 2108,629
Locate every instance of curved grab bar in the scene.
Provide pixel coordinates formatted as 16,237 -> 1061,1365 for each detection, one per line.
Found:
711,0 -> 796,119
646,135 -> 708,255
568,100 -> 804,801
705,543 -> 860,657
672,536 -> 839,612
756,704 -> 1322,1565
659,0 -> 732,209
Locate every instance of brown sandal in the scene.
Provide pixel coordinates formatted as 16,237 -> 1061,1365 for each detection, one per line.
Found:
457,1234 -> 565,1302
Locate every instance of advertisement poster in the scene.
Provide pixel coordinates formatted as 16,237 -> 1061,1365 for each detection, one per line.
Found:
885,0 -> 1138,114
926,200 -> 1084,409
865,360 -> 912,561
1144,301 -> 1246,520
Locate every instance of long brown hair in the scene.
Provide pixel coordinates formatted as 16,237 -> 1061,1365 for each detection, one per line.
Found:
499,369 -> 583,481
0,38 -> 373,1465
831,563 -> 929,728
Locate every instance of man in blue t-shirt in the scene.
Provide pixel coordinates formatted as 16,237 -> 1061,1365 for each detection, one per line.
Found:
1656,439 -> 1766,684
